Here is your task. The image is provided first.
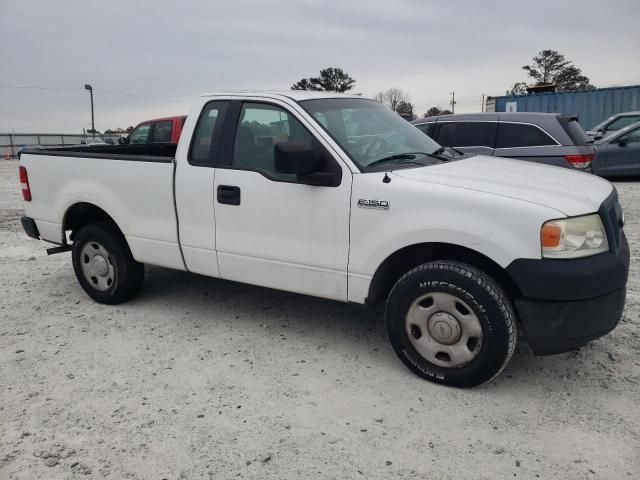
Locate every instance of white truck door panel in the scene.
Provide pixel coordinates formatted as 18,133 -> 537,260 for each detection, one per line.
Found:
213,100 -> 351,301
214,169 -> 351,300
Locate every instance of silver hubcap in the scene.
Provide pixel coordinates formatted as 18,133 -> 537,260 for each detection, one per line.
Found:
405,292 -> 483,368
80,242 -> 115,292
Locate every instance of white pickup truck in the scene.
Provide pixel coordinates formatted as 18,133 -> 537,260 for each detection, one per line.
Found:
19,91 -> 629,387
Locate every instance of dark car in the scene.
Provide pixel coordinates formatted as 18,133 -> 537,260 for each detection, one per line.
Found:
412,112 -> 596,172
587,111 -> 640,140
593,120 -> 640,177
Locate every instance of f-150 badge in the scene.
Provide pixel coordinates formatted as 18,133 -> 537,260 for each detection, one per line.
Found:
358,199 -> 390,210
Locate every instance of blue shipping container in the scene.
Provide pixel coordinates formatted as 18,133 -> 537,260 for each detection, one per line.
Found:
493,85 -> 640,130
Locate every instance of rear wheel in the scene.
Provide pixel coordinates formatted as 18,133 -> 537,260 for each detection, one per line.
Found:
72,222 -> 144,304
385,261 -> 516,388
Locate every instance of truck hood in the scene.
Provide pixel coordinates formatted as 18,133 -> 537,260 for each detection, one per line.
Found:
392,155 -> 613,217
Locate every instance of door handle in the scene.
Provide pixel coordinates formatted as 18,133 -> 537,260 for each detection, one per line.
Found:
217,185 -> 241,205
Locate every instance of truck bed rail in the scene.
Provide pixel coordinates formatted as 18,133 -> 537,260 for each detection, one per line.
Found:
21,143 -> 176,163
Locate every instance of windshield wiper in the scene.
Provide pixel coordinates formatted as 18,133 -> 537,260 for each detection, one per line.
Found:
438,145 -> 465,155
366,153 -> 428,168
425,147 -> 453,161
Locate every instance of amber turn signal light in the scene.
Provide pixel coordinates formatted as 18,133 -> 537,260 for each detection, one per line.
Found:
541,223 -> 562,248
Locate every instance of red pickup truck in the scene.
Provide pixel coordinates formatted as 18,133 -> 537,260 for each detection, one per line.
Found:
119,115 -> 186,145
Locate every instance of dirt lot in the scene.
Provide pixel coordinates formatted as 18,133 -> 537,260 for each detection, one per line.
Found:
0,159 -> 638,480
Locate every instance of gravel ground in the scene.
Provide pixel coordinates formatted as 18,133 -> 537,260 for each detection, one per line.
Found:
1,159 -> 639,480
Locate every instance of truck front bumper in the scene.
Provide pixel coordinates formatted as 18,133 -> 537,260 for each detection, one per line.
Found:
506,233 -> 629,355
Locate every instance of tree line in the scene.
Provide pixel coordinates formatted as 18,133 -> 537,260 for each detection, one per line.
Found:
291,50 -> 594,119
105,51 -> 595,131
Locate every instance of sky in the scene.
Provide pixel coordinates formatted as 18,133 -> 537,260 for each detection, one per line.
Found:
1,0 -> 639,133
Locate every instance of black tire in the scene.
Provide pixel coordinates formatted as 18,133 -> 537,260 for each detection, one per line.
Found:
385,261 -> 516,388
72,221 -> 144,304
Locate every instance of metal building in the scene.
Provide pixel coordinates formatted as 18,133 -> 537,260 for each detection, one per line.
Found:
488,85 -> 640,130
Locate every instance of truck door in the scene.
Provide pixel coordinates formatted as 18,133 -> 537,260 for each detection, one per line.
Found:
213,99 -> 352,301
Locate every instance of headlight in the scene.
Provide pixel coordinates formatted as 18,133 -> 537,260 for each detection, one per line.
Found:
541,214 -> 609,259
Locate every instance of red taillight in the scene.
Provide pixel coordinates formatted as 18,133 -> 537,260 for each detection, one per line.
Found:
565,154 -> 594,169
19,166 -> 31,201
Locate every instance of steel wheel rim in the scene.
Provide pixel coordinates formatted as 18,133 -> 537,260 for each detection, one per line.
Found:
80,241 -> 115,292
405,291 -> 483,368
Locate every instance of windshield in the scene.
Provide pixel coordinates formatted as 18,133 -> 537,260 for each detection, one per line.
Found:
592,114 -> 640,132
596,121 -> 640,144
299,98 -> 442,170
591,115 -> 616,132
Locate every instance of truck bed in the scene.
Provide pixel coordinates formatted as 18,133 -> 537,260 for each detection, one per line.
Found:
20,143 -> 184,271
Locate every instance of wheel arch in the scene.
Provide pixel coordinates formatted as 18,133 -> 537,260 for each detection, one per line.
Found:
366,242 -> 522,309
62,202 -> 125,244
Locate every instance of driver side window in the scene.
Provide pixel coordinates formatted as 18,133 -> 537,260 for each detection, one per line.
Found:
232,103 -> 315,181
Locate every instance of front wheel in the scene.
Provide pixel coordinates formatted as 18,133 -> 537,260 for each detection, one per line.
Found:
72,222 -> 144,304
385,261 -> 516,388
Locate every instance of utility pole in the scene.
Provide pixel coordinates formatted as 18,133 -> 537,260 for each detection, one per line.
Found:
481,94 -> 485,112
84,84 -> 95,137
450,91 -> 456,114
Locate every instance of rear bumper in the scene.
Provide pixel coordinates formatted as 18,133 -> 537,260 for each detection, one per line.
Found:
21,216 -> 40,240
507,233 -> 629,355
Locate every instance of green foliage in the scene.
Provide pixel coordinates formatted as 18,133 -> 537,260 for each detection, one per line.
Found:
513,50 -> 595,93
507,82 -> 528,96
291,67 -> 355,92
395,100 -> 413,116
423,106 -> 452,117
104,127 -> 127,134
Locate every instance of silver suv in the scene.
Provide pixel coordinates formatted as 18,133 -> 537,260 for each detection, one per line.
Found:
413,112 -> 596,172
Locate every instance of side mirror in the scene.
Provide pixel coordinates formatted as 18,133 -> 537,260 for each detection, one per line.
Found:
274,141 -> 340,187
274,141 -> 319,175
118,136 -> 129,145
